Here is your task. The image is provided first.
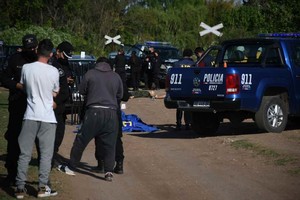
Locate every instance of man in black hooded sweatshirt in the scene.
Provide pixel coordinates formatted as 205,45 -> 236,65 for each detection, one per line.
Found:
1,34 -> 38,187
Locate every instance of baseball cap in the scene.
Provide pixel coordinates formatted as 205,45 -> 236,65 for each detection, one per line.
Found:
57,41 -> 74,59
22,34 -> 38,49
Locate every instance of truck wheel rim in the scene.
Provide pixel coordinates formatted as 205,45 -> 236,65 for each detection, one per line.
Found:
267,104 -> 283,128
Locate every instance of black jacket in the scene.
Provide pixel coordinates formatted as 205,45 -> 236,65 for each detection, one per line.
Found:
49,56 -> 70,114
1,51 -> 37,102
114,54 -> 126,73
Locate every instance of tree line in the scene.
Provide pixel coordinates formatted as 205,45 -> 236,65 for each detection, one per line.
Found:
0,0 -> 299,56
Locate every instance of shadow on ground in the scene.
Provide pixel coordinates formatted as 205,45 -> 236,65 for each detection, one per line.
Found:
127,120 -> 300,139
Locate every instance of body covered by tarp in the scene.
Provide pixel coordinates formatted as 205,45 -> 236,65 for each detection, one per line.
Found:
122,111 -> 159,132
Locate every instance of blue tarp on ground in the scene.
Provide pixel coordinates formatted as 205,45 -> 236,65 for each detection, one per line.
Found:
122,111 -> 159,133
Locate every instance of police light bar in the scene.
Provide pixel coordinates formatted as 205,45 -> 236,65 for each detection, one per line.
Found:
145,41 -> 171,46
258,33 -> 300,38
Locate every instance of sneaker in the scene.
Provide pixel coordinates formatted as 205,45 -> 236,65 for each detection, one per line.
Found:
37,185 -> 58,198
57,165 -> 75,176
114,161 -> 124,174
15,188 -> 27,199
185,124 -> 191,130
104,172 -> 113,182
175,124 -> 182,131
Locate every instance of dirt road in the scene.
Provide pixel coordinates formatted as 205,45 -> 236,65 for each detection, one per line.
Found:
57,90 -> 300,200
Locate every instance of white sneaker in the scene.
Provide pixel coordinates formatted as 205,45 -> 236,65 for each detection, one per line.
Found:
57,165 -> 75,176
37,185 -> 58,198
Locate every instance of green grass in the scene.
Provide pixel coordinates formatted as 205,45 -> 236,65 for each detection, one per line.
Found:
231,139 -> 298,167
287,168 -> 300,175
286,135 -> 300,142
0,89 -> 9,153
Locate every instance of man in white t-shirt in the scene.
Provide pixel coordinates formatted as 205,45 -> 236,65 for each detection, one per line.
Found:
15,39 -> 60,199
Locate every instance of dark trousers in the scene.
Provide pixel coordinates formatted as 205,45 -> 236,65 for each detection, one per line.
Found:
176,109 -> 192,126
152,69 -> 160,90
143,70 -> 153,89
131,70 -> 141,90
5,98 -> 27,180
70,108 -> 118,172
52,111 -> 66,166
95,108 -> 124,163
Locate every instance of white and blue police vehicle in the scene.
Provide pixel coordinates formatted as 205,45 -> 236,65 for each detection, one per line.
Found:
165,33 -> 300,134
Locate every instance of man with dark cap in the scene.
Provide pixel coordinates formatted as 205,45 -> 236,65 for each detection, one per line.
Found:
0,34 -> 38,187
48,41 -> 74,168
173,48 -> 194,130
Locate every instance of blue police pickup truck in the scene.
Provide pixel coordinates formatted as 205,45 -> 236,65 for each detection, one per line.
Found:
165,33 -> 300,134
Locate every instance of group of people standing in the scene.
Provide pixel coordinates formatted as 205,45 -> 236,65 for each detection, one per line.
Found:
114,46 -> 162,91
1,34 -> 128,199
1,34 -> 72,198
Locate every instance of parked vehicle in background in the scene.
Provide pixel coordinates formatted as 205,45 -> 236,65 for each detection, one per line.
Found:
108,41 -> 180,88
165,33 -> 300,134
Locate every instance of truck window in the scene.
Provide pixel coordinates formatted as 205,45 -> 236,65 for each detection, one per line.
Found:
224,44 -> 266,65
290,43 -> 300,67
265,48 -> 282,65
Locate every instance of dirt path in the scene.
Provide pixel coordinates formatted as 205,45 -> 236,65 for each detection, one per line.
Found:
56,90 -> 300,200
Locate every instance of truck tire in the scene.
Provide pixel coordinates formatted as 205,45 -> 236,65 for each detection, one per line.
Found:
255,95 -> 288,133
191,112 -> 220,135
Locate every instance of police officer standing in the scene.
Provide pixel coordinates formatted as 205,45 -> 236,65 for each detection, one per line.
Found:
143,46 -> 156,89
173,48 -> 194,130
1,34 -> 38,187
128,51 -> 142,90
114,49 -> 127,85
48,41 -> 74,168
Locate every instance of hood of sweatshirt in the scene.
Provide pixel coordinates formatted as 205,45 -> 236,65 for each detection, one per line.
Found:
95,62 -> 112,72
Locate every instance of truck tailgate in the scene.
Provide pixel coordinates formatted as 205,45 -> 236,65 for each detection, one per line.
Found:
168,67 -> 227,100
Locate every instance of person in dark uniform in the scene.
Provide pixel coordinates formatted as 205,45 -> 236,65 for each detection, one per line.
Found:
114,49 -> 127,85
93,57 -> 131,174
0,34 -> 38,187
58,57 -> 123,182
128,51 -> 142,90
173,48 -> 194,130
48,41 -> 74,168
143,47 -> 155,89
152,51 -> 162,90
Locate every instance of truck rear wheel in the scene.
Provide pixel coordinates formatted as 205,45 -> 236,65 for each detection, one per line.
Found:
191,112 -> 220,135
255,95 -> 288,133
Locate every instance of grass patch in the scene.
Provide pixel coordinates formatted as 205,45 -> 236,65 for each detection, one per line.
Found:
287,168 -> 300,175
286,135 -> 300,142
274,157 -> 297,166
231,139 -> 298,167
